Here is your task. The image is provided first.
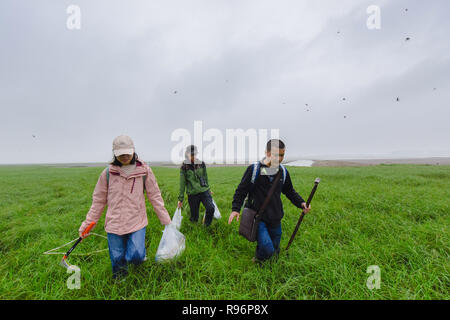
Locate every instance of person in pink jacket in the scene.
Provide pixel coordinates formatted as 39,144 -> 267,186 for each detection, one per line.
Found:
78,135 -> 171,278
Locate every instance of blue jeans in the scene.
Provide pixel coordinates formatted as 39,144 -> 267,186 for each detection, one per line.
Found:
255,221 -> 282,261
107,227 -> 146,277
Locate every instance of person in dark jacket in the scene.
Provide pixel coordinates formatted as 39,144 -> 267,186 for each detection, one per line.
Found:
178,145 -> 215,226
228,139 -> 311,262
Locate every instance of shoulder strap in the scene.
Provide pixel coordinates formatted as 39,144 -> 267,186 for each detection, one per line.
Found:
257,169 -> 282,216
202,162 -> 207,176
250,161 -> 260,184
280,164 -> 287,184
250,161 -> 286,185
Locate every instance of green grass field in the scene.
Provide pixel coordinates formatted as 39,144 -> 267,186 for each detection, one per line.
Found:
0,164 -> 448,299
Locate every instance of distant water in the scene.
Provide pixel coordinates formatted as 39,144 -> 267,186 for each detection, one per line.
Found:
284,160 -> 314,167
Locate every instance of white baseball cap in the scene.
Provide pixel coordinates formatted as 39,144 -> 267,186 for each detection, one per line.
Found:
113,135 -> 135,157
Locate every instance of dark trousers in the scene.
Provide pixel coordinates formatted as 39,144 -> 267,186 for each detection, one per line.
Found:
187,190 -> 215,226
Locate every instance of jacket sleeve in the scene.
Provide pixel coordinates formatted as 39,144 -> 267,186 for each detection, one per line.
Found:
145,167 -> 172,225
281,170 -> 305,209
79,169 -> 108,234
231,165 -> 253,213
178,166 -> 186,202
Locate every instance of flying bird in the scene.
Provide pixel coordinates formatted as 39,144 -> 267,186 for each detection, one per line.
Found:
405,37 -> 410,41
396,97 -> 400,102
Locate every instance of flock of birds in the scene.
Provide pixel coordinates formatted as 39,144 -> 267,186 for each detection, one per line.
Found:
31,7 -> 439,139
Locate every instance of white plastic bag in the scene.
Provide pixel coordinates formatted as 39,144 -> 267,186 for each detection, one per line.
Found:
171,208 -> 183,230
212,199 -> 221,219
155,224 -> 185,262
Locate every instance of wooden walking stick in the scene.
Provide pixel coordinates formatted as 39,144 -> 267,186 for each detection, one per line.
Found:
285,178 -> 320,251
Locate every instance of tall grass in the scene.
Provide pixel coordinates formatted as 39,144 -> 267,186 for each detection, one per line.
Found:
0,164 -> 448,299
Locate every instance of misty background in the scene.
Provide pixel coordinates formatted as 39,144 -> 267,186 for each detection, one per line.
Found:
1,0 -> 449,164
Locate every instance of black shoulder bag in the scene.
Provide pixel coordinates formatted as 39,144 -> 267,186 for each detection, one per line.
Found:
239,169 -> 282,242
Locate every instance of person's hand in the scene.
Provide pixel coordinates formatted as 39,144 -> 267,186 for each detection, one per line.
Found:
210,190 -> 214,195
301,202 -> 311,214
79,221 -> 96,239
177,201 -> 183,208
228,211 -> 240,224
79,227 -> 92,239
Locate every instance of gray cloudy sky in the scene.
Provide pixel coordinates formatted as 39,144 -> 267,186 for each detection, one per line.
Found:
1,0 -> 449,164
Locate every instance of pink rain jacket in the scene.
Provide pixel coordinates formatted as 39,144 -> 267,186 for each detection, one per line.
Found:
79,159 -> 171,236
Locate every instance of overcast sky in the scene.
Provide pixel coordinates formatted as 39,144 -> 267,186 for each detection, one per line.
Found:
1,0 -> 449,164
